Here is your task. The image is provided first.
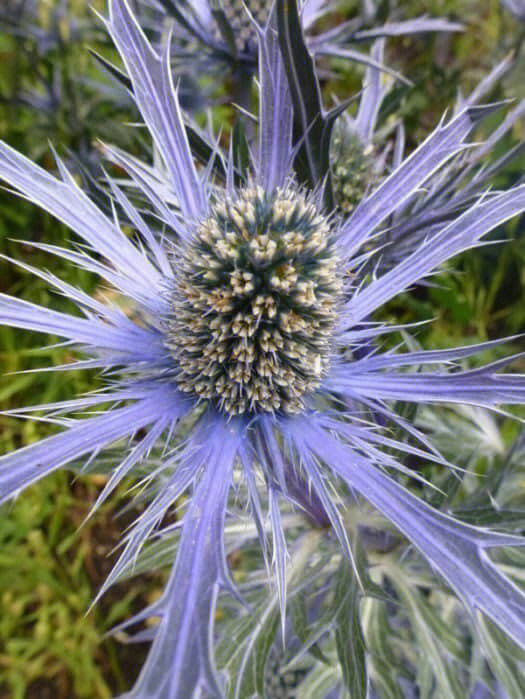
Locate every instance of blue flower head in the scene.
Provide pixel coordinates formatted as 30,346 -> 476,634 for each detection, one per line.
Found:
0,1 -> 524,696
137,0 -> 463,88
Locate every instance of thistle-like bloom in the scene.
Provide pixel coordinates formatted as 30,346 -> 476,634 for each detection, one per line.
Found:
138,0 -> 462,85
324,39 -> 524,266
0,1 -> 524,697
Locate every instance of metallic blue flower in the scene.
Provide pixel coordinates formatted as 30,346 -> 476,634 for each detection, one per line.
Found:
0,1 -> 524,696
136,0 -> 463,90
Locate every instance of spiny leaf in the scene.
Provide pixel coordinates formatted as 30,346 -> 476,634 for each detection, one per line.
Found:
276,0 -> 335,208
289,596 -> 329,664
210,1 -> 238,57
89,48 -> 132,91
232,119 -> 250,187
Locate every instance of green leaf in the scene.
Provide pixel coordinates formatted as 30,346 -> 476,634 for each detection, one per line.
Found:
210,1 -> 237,57
156,0 -> 205,43
254,613 -> 281,697
276,0 -> 336,207
353,527 -> 400,604
394,578 -> 465,699
187,125 -> 227,180
232,119 -> 250,186
370,657 -> 405,699
89,49 -> 132,91
219,595 -> 280,699
334,563 -> 368,698
295,662 -> 342,699
290,596 -> 329,664
365,600 -> 405,698
478,616 -> 525,694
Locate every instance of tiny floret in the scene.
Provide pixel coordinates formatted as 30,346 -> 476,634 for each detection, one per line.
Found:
167,186 -> 342,416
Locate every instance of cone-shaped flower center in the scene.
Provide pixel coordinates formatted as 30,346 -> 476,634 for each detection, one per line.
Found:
220,0 -> 269,49
168,186 -> 341,416
331,128 -> 376,215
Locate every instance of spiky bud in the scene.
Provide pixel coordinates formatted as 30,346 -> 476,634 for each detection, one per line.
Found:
331,129 -> 377,216
167,186 -> 342,416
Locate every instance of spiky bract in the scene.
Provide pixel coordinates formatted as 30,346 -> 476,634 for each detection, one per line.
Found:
167,186 -> 341,415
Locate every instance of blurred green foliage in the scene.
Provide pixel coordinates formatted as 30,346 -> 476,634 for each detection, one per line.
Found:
0,472 -> 164,698
0,3 -> 153,696
0,0 -> 523,696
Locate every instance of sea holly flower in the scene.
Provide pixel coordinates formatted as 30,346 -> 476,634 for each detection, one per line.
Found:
328,38 -> 389,217
134,0 -> 462,100
0,1 -> 524,697
276,4 -> 524,269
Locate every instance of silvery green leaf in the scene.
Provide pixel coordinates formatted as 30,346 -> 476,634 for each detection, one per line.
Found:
477,618 -> 525,697
393,578 -> 465,699
334,563 -> 368,698
295,661 -> 343,699
364,600 -> 406,698
290,596 -> 330,665
112,531 -> 180,581
217,531 -> 325,698
216,589 -> 280,699
370,658 -> 406,699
